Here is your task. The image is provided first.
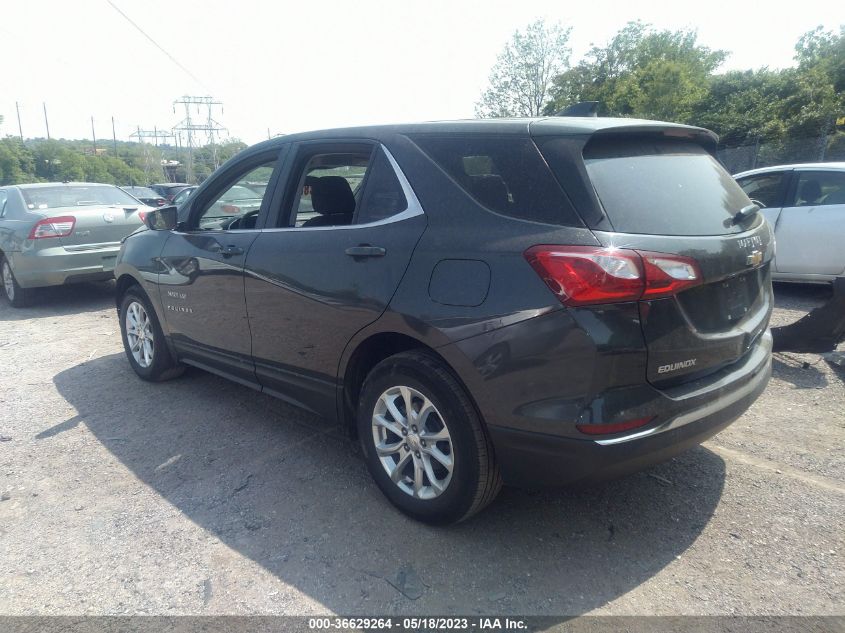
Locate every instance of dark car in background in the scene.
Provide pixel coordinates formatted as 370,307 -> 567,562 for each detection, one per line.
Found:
1,182 -> 150,306
149,182 -> 191,202
113,118 -> 774,524
171,186 -> 197,207
122,186 -> 168,208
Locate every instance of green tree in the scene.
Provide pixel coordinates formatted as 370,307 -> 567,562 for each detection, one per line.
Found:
476,19 -> 572,117
546,22 -> 726,121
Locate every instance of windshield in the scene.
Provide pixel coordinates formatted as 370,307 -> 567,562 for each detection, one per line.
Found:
21,185 -> 142,210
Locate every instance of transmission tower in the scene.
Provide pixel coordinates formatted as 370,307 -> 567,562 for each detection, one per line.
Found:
130,127 -> 175,183
172,96 -> 228,183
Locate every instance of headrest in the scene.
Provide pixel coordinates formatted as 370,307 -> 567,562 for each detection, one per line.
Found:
799,180 -> 821,202
310,176 -> 355,216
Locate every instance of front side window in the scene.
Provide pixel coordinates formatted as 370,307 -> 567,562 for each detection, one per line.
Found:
737,172 -> 788,208
790,171 -> 845,207
284,145 -> 407,228
195,162 -> 275,230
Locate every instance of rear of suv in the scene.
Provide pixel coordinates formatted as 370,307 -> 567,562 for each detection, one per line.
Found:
114,117 -> 773,524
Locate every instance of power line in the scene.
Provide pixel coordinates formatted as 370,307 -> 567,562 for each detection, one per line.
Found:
105,0 -> 208,90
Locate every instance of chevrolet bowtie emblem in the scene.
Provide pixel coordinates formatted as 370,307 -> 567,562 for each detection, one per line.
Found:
746,250 -> 763,267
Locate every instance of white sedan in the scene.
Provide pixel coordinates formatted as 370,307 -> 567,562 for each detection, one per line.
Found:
735,163 -> 845,283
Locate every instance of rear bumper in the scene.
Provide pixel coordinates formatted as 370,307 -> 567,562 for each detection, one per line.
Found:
487,331 -> 771,487
9,246 -> 119,288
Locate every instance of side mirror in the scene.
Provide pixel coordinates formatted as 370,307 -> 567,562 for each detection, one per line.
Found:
145,205 -> 178,230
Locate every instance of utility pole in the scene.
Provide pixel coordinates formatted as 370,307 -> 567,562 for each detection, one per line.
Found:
111,117 -> 118,156
91,116 -> 97,154
15,102 -> 23,141
43,102 -> 50,140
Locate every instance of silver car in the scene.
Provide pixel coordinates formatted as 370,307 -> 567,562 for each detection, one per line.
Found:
0,182 -> 151,306
735,163 -> 845,283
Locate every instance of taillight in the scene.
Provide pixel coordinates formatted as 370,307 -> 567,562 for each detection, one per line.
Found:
137,210 -> 148,223
524,245 -> 701,306
28,216 -> 76,240
576,416 -> 654,436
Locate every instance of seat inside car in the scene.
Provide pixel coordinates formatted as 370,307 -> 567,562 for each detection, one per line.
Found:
301,176 -> 355,227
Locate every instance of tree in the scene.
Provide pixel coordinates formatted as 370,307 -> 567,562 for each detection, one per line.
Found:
476,19 -> 572,118
546,22 -> 726,121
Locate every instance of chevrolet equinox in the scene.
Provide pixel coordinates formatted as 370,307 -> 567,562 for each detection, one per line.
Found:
114,118 -> 774,524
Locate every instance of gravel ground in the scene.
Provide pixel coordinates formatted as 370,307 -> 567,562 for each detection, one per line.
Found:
0,281 -> 842,616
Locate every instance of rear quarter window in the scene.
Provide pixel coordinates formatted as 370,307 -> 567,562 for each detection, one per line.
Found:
579,138 -> 750,236
410,135 -> 582,227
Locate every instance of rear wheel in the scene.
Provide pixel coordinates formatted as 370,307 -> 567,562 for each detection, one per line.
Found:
119,288 -> 184,381
357,351 -> 502,524
1,256 -> 33,308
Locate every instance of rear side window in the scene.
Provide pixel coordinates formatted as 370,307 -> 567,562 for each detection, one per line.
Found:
411,135 -> 582,226
790,171 -> 845,207
580,138 -> 750,236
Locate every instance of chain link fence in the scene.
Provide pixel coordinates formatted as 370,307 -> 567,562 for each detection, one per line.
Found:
716,132 -> 845,174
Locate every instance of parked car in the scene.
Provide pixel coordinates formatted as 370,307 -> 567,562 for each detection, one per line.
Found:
114,118 -> 774,524
149,182 -> 191,202
121,186 -> 168,208
171,186 -> 197,207
0,182 -> 151,306
734,163 -> 845,283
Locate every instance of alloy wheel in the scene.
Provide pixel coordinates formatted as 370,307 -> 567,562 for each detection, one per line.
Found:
125,301 -> 154,368
371,385 -> 454,499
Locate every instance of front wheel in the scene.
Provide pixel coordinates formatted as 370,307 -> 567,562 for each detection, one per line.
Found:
357,351 -> 502,524
119,288 -> 184,382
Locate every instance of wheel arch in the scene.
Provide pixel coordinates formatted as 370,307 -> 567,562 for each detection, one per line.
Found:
339,331 -> 484,440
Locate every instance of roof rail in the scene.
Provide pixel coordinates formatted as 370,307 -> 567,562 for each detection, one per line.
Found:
553,101 -> 600,117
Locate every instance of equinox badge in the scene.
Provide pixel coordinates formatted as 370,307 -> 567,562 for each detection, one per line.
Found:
658,359 -> 697,374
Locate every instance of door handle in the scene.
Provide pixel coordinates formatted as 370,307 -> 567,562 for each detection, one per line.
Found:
345,245 -> 386,258
220,244 -> 244,257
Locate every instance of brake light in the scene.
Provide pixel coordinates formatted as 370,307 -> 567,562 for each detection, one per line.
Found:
137,210 -> 148,223
576,416 -> 654,436
28,216 -> 76,240
524,246 -> 701,306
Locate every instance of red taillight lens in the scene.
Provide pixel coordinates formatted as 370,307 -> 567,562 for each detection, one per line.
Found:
576,416 -> 654,436
639,251 -> 702,298
28,216 -> 76,240
524,246 -> 701,306
137,210 -> 148,223
157,199 -> 167,206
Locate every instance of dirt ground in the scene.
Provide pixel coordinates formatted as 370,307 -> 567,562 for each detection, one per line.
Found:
0,282 -> 842,616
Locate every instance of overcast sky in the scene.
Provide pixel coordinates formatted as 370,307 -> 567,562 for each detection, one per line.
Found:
0,0 -> 839,145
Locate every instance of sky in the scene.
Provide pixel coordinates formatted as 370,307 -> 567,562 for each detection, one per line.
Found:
0,0 -> 840,145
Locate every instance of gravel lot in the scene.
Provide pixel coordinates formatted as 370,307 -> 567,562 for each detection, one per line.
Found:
0,282 -> 842,616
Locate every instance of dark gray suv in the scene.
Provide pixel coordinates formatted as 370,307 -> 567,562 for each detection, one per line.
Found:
114,117 -> 774,524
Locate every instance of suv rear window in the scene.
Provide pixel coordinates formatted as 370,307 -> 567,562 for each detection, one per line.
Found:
411,135 -> 582,227
578,138 -> 750,236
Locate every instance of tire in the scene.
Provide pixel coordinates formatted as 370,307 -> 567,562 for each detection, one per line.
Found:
357,350 -> 502,524
1,256 -> 34,308
119,287 -> 185,382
